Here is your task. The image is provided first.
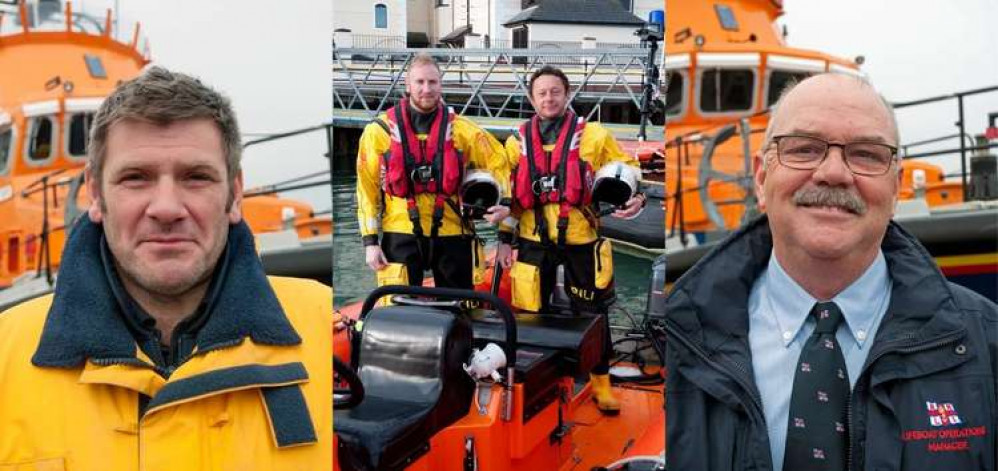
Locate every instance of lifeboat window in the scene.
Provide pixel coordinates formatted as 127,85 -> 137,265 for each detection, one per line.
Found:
665,71 -> 686,118
84,54 -> 107,80
374,4 -> 388,29
26,116 -> 55,163
0,126 -> 12,175
67,113 -> 94,159
699,68 -> 755,113
714,4 -> 739,31
767,70 -> 811,107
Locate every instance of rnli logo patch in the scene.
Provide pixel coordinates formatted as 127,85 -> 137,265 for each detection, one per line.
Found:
926,402 -> 962,427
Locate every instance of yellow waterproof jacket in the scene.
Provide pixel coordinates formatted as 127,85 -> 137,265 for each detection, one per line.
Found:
356,110 -> 508,242
0,220 -> 331,471
501,121 -> 639,245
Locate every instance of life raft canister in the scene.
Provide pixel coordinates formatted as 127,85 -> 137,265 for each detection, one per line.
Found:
513,112 -> 593,246
380,103 -> 464,238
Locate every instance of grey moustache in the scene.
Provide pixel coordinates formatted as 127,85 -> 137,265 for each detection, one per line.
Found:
792,186 -> 867,215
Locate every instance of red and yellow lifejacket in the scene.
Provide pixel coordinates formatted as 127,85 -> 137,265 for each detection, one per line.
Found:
513,112 -> 593,246
380,103 -> 464,238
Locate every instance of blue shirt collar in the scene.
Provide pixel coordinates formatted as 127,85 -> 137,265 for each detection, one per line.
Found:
764,250 -> 891,348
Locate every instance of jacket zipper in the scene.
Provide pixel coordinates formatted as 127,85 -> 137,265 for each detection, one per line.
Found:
846,330 -> 965,471
662,319 -> 766,419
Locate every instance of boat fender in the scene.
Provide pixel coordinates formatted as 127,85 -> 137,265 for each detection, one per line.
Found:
463,342 -> 506,382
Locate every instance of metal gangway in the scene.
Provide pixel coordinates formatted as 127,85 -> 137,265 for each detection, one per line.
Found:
331,31 -> 665,140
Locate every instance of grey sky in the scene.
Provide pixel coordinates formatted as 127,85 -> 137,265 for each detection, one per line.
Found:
782,0 -> 998,170
104,0 -> 334,211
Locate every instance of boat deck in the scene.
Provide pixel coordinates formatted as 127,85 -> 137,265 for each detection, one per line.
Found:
563,380 -> 665,469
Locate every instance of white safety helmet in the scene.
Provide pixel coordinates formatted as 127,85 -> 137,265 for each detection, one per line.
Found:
592,162 -> 639,207
460,170 -> 501,219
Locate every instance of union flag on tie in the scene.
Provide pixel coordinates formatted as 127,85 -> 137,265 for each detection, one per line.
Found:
926,401 -> 962,427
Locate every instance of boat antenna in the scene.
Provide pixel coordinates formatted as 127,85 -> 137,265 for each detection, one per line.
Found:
635,25 -> 663,142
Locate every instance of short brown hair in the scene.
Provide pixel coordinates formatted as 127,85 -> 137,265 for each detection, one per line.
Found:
528,66 -> 571,97
408,53 -> 442,75
88,66 -> 241,189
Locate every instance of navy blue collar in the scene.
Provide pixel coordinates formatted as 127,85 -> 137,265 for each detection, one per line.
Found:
33,215 -> 301,368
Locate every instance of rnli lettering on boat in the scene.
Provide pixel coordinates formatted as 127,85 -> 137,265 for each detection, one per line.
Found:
460,299 -> 482,310
570,286 -> 595,301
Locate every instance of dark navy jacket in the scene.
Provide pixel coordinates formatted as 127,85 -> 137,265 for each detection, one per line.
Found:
665,216 -> 997,471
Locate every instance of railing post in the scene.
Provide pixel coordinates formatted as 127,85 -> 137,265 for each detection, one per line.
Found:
957,93 -> 968,199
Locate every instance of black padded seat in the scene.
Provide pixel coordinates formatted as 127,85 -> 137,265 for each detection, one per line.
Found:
469,310 -> 605,377
335,306 -> 474,470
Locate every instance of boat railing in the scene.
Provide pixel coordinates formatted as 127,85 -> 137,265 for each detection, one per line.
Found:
241,122 -> 335,207
0,1 -> 149,58
893,85 -> 998,197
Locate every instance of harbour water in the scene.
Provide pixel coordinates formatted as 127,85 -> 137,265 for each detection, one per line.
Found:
331,158 -> 654,323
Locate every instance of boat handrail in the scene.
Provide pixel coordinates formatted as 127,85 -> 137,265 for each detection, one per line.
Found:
0,2 -> 147,57
357,285 -> 518,370
19,167 -> 70,197
664,109 -> 770,146
893,85 -> 998,109
244,179 -> 332,199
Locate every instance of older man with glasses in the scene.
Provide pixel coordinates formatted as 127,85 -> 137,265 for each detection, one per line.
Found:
664,73 -> 997,471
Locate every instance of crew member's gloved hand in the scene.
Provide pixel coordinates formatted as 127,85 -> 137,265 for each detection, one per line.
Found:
334,310 -> 347,333
496,242 -> 514,269
365,245 -> 389,271
613,194 -> 646,219
484,205 -> 510,225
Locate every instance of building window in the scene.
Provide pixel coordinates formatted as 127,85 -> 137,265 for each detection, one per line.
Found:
512,27 -> 529,64
67,113 -> 94,159
699,68 -> 755,113
27,116 -> 54,162
374,4 -> 388,29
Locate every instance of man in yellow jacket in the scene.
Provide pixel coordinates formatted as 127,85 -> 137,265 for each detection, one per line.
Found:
0,67 -> 331,470
356,53 -> 509,289
497,66 -> 645,414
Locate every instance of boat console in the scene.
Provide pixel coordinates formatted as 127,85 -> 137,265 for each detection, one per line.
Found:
335,304 -> 476,470
469,309 -> 605,422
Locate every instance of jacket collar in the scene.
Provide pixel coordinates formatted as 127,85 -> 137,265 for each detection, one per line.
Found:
32,215 -> 301,368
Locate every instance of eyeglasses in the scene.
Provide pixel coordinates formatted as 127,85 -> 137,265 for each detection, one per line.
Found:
772,134 -> 898,176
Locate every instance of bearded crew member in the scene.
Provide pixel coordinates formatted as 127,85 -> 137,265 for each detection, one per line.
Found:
494,66 -> 646,414
357,54 -> 509,289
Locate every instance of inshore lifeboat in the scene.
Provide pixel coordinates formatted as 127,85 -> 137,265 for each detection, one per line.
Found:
333,262 -> 668,471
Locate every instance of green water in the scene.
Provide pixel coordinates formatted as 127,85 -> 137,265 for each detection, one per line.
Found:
331,160 -> 653,321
